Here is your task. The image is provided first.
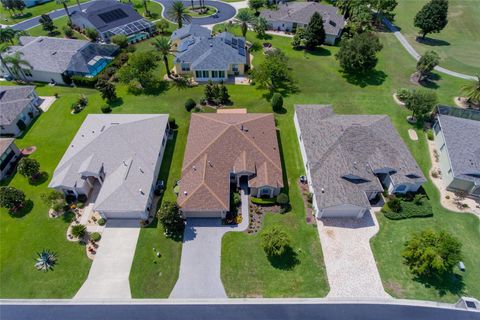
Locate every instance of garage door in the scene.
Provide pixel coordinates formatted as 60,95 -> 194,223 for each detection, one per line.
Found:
183,211 -> 222,218
103,211 -> 142,219
321,205 -> 365,219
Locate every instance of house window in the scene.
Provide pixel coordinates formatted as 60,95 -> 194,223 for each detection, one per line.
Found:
395,185 -> 406,193
23,69 -> 32,77
433,122 -> 440,134
181,63 -> 190,71
232,64 -> 238,72
440,143 -> 445,151
448,168 -> 452,174
260,188 -> 271,196
211,70 -> 218,78
195,70 -> 202,78
219,71 -> 225,78
202,70 -> 209,78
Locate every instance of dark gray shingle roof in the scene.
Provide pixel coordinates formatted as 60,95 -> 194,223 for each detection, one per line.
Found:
174,32 -> 247,70
260,2 -> 345,36
437,112 -> 480,185
295,105 -> 426,209
0,86 -> 36,126
171,24 -> 211,41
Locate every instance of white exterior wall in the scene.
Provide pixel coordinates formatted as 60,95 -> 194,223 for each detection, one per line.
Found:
294,111 -> 314,192
433,121 -> 455,188
26,69 -> 66,85
0,100 -> 40,137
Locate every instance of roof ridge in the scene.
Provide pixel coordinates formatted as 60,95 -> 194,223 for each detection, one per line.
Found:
203,182 -> 229,209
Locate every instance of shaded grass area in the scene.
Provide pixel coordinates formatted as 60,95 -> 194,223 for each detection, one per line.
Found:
393,0 -> 480,75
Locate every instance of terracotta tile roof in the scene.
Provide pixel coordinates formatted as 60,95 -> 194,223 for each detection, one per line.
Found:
178,113 -> 283,211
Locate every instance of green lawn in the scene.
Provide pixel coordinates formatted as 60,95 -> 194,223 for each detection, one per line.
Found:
393,0 -> 480,75
187,6 -> 217,18
0,0 -> 88,25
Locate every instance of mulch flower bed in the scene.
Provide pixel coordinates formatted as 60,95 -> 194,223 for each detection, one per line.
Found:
297,179 -> 316,225
246,202 -> 281,234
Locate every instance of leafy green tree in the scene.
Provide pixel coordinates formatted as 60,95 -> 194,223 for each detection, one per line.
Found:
369,0 -> 398,21
185,98 -> 196,111
236,10 -> 253,38
414,0 -> 448,39
402,229 -> 462,277
336,32 -> 383,74
271,92 -> 283,112
39,14 -> 57,36
460,76 -> 480,105
95,79 -> 117,102
251,49 -> 293,91
85,27 -> 99,41
388,197 -> 402,213
41,190 -> 66,212
204,80 -> 215,101
111,34 -> 128,48
153,37 -> 172,78
416,50 -> 440,81
303,12 -> 325,50
17,158 -> 40,179
157,201 -> 184,234
348,3 -> 373,34
155,19 -> 169,35
0,186 -> 26,212
168,1 -> 191,28
261,227 -> 291,257
11,0 -> 25,15
404,89 -> 437,119
118,50 -> 159,89
253,16 -> 268,39
56,0 -> 71,23
219,83 -> 230,104
249,0 -> 264,14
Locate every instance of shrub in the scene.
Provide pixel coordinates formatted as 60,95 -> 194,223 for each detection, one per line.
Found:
232,192 -> 241,208
251,197 -> 277,206
168,116 -> 176,129
111,34 -> 128,48
396,88 -> 412,101
17,157 -> 40,179
77,202 -> 85,209
71,224 -> 87,238
85,27 -> 99,41
185,98 -> 196,112
98,218 -> 106,226
77,194 -> 87,203
157,201 -> 184,235
271,93 -> 283,112
0,186 -> 26,212
276,193 -> 289,205
388,198 -> 402,213
63,25 -> 74,38
90,232 -> 101,242
261,227 -> 291,257
41,190 -> 66,211
383,195 -> 433,220
426,129 -> 434,141
72,75 -> 98,88
402,229 -> 462,277
101,104 -> 112,113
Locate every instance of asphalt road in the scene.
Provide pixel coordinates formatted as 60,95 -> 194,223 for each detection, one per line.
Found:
1,302 -> 479,320
155,0 -> 237,25
12,0 -> 236,31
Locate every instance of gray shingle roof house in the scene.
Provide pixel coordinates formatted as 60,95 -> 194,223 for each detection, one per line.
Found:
0,138 -> 21,181
171,24 -> 211,45
173,32 -> 248,81
1,36 -> 118,85
294,105 -> 426,219
49,114 -> 170,220
433,106 -> 480,198
260,2 -> 345,45
71,0 -> 155,43
0,86 -> 41,137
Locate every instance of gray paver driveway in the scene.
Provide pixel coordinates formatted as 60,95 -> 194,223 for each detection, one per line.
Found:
170,189 -> 249,299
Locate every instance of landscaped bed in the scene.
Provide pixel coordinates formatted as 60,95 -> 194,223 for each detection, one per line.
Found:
382,194 -> 433,220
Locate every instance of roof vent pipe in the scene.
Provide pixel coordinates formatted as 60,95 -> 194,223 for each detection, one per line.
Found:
321,188 -> 325,193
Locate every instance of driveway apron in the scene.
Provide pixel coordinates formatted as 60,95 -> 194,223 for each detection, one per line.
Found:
74,219 -> 140,300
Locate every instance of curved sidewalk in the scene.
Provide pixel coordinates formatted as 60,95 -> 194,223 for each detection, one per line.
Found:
381,17 -> 476,81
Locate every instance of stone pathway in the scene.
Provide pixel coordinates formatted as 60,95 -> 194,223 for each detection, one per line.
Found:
317,211 -> 391,299
74,220 -> 140,300
170,187 -> 249,299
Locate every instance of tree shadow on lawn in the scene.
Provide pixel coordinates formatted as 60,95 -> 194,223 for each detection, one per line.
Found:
304,47 -> 332,57
267,246 -> 300,270
414,272 -> 465,297
418,73 -> 442,90
29,171 -> 49,186
342,69 -> 388,88
415,37 -> 450,47
144,80 -> 169,95
108,97 -> 124,109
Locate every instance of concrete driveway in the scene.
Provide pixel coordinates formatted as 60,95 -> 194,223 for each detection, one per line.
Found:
317,211 -> 391,299
74,220 -> 140,300
170,188 -> 249,299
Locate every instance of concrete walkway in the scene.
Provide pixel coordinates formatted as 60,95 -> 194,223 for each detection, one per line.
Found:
317,211 -> 391,299
381,17 -> 476,81
74,220 -> 140,300
170,188 -> 249,299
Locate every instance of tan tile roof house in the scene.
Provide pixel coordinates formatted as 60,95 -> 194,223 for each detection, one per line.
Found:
178,112 -> 283,218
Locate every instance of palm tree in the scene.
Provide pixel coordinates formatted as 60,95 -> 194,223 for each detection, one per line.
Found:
0,47 -> 14,76
168,1 -> 191,29
56,0 -> 72,23
190,0 -> 194,10
461,76 -> 480,105
153,37 -> 172,78
75,0 -> 82,10
235,10 -> 253,38
0,27 -> 16,44
34,250 -> 57,272
143,0 -> 150,17
2,52 -> 32,81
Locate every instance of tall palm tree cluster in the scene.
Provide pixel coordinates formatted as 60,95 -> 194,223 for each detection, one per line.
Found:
461,76 -> 480,106
1,0 -> 26,17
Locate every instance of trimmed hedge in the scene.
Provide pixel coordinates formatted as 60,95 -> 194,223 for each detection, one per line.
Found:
382,195 -> 433,220
251,197 -> 277,206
